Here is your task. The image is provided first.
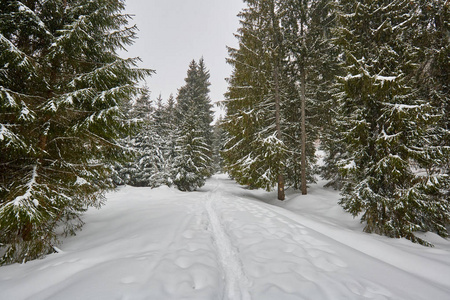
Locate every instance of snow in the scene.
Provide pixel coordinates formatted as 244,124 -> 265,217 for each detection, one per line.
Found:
16,2 -> 52,36
18,102 -> 34,121
0,86 -> 17,107
75,176 -> 88,186
340,74 -> 398,83
342,160 -> 356,170
205,190 -> 251,300
340,73 -> 362,81
0,175 -> 449,300
12,165 -> 38,207
374,75 -> 397,82
0,124 -> 6,141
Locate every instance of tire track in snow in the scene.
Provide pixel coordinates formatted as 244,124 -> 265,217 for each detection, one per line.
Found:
205,185 -> 251,300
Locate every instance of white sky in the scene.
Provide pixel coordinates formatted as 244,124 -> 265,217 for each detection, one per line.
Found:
121,0 -> 245,118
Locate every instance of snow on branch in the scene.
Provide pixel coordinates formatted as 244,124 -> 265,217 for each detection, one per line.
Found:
339,73 -> 363,81
16,1 -> 52,37
18,101 -> 36,121
42,88 -> 96,112
12,165 -> 39,208
382,102 -> 422,111
374,75 -> 398,82
68,58 -> 139,87
92,84 -> 134,105
0,166 -> 43,222
0,86 -> 18,108
0,124 -> 27,149
0,34 -> 34,70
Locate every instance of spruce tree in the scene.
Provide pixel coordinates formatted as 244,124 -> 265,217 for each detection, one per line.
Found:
415,0 -> 450,175
151,94 -> 176,186
172,59 -> 214,191
162,94 -> 178,186
0,0 -> 153,264
280,0 -> 339,193
115,89 -> 168,187
223,0 -> 336,197
223,0 -> 288,198
213,117 -> 227,173
334,0 -> 449,244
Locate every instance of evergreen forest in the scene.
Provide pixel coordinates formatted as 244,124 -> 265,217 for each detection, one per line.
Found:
1,0 -> 449,265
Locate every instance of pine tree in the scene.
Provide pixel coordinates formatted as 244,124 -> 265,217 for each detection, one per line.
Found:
280,0 -> 339,193
415,0 -> 450,175
223,0 -> 288,198
161,94 -> 178,186
223,0 -> 337,197
333,0 -> 450,245
0,0 -> 153,264
172,59 -> 214,191
150,94 -> 175,186
115,89 -> 168,187
212,117 -> 227,173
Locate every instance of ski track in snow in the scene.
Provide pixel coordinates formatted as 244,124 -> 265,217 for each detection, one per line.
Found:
204,182 -> 251,300
206,178 -> 400,300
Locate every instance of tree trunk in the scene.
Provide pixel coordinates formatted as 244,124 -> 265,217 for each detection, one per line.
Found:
270,0 -> 285,201
278,174 -> 285,200
300,13 -> 307,196
300,69 -> 307,195
274,64 -> 285,201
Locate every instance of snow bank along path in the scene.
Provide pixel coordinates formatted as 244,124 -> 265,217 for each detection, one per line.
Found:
0,174 -> 449,300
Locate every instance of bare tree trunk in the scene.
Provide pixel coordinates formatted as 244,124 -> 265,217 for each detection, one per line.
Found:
300,16 -> 307,195
274,65 -> 285,200
270,0 -> 285,201
300,69 -> 307,195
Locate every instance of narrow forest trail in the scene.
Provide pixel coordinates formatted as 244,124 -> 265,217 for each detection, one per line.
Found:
200,178 -> 365,300
0,175 -> 449,300
198,175 -> 450,300
204,180 -> 251,300
199,177 -> 387,300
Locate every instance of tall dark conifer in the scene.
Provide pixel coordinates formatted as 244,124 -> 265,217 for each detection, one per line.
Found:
115,89 -> 168,187
223,0 -> 288,198
223,0 -> 337,197
281,0 -> 339,193
415,0 -> 450,175
172,59 -> 214,191
0,0 -> 153,264
333,0 -> 449,244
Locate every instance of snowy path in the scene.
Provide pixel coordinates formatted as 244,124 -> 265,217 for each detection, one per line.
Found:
204,183 -> 251,300
208,179 -> 392,300
0,175 -> 449,300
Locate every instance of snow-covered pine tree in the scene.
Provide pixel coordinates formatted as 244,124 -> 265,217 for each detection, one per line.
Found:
280,0 -> 339,193
222,1 -> 267,187
161,94 -> 178,186
212,117 -> 227,173
415,0 -> 450,176
223,0 -> 288,199
172,59 -> 214,191
197,58 -> 215,140
0,0 -> 153,264
115,89 -> 167,187
150,94 -> 175,186
334,0 -> 450,245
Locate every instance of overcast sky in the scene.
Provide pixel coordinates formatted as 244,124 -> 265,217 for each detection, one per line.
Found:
121,0 -> 245,117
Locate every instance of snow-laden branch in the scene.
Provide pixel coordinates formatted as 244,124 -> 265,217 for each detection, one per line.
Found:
0,124 -> 27,149
16,1 -> 52,37
11,165 -> 39,208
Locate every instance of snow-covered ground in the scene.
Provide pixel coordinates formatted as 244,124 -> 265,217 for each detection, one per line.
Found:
1,174 -> 449,300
